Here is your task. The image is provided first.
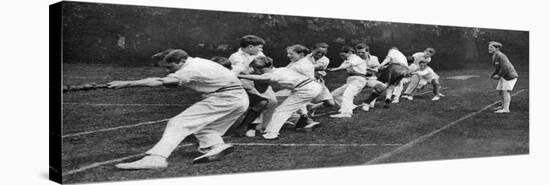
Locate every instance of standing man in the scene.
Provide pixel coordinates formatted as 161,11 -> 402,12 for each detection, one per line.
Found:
328,46 -> 367,118
229,35 -> 278,137
488,41 -> 518,113
112,49 -> 249,169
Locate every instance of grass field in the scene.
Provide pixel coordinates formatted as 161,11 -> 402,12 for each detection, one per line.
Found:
60,63 -> 529,184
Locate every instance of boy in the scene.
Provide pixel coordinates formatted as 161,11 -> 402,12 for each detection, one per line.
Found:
488,41 -> 518,113
328,46 -> 367,118
112,49 -> 248,169
378,47 -> 409,104
402,48 -> 444,101
229,35 -> 278,137
354,43 -> 387,111
210,57 -> 269,136
239,56 -> 322,139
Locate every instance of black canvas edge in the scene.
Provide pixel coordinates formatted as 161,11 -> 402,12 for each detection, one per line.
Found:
49,1 -> 63,184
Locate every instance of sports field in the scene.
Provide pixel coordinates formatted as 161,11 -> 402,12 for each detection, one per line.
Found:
60,63 -> 529,184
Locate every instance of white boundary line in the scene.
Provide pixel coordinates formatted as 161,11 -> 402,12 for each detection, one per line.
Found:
62,142 -> 401,176
364,89 -> 528,165
62,119 -> 169,138
63,102 -> 189,107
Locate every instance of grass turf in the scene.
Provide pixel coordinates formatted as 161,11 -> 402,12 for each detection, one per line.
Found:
60,63 -> 529,183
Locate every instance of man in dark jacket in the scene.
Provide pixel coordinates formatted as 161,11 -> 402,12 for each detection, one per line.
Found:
488,41 -> 519,114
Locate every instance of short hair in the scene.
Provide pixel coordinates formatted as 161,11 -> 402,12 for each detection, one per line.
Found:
250,56 -> 273,69
240,35 -> 266,48
210,56 -> 232,70
340,45 -> 355,53
287,44 -> 310,55
489,41 -> 503,49
425,48 -> 436,55
164,49 -> 189,64
313,42 -> 329,50
355,43 -> 370,52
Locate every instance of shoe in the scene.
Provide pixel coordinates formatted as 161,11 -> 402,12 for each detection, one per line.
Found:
262,132 -> 279,140
402,95 -> 413,100
361,103 -> 370,112
197,147 -> 211,154
431,95 -> 441,101
493,109 -> 510,114
492,106 -> 503,111
284,121 -> 296,126
330,113 -> 352,118
304,121 -> 320,129
383,99 -> 391,108
193,144 -> 234,164
244,129 -> 256,137
306,104 -> 316,117
391,98 -> 399,103
116,155 -> 168,170
437,93 -> 445,97
369,101 -> 375,108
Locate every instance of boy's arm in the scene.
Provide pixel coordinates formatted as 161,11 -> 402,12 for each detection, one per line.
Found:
108,76 -> 179,89
328,61 -> 351,71
238,74 -> 272,82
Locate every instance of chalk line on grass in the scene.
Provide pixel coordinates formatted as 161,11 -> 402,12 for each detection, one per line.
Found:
364,89 -> 527,165
63,102 -> 189,107
62,119 -> 169,139
62,142 -> 401,176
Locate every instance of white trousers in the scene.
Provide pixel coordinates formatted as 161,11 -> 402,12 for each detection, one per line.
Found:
253,86 -> 278,127
146,89 -> 248,158
331,76 -> 367,114
264,82 -> 322,134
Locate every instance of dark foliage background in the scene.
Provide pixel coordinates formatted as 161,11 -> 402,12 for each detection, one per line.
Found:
60,2 -> 529,69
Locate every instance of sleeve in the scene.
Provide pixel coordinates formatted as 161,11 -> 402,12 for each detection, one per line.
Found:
167,70 -> 194,85
491,54 -> 502,77
348,57 -> 362,66
496,53 -> 513,77
318,57 -> 330,70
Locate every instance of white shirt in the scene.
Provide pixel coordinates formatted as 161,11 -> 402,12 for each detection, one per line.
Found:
414,66 -> 437,80
228,48 -> 265,75
167,57 -> 242,93
306,54 -> 330,77
381,48 -> 408,67
412,52 -> 432,65
286,57 -> 315,79
364,55 -> 380,73
260,68 -> 310,91
338,54 -> 366,75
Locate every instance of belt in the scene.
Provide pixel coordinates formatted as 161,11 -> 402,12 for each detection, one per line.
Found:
207,85 -> 243,94
295,79 -> 314,89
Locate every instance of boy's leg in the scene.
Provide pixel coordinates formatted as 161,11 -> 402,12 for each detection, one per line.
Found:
117,92 -> 249,169
403,75 -> 420,99
264,86 -> 321,139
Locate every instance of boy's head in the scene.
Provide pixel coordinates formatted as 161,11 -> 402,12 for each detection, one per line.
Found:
210,56 -> 232,70
488,41 -> 502,54
419,60 -> 429,69
311,42 -> 328,60
160,49 -> 188,73
286,44 -> 310,62
355,43 -> 370,59
424,48 -> 436,57
240,35 -> 265,55
339,45 -> 355,60
249,56 -> 274,74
